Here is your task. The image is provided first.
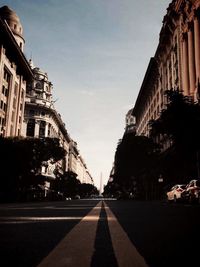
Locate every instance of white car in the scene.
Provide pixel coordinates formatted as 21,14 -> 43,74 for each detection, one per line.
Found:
166,184 -> 186,202
181,179 -> 200,203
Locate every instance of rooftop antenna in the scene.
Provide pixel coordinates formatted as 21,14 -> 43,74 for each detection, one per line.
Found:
29,51 -> 34,69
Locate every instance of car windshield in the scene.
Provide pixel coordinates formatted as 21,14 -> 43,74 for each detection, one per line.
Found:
180,185 -> 186,189
196,180 -> 200,187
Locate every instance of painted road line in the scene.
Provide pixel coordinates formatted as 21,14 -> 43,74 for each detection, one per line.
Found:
0,216 -> 83,224
104,201 -> 149,267
37,201 -> 102,267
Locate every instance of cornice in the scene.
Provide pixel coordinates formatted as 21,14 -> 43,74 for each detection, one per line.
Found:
133,57 -> 159,115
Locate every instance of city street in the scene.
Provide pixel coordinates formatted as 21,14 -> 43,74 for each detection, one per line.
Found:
0,199 -> 200,267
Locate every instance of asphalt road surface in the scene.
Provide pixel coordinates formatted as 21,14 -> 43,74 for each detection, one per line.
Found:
0,199 -> 199,267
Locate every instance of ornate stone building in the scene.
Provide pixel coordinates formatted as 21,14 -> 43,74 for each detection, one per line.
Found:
0,5 -> 94,190
124,108 -> 136,135
22,63 -> 71,181
0,6 -> 32,137
133,0 -> 200,139
76,154 -> 94,184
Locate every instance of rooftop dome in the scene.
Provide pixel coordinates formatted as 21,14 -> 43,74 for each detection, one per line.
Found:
0,5 -> 24,50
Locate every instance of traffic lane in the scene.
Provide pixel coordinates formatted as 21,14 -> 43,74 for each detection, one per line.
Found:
37,201 -> 102,267
105,200 -> 200,267
91,201 -> 118,267
0,200 -> 100,218
0,200 -> 99,267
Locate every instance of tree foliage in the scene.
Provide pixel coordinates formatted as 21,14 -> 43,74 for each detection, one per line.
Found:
113,133 -> 160,199
149,89 -> 200,184
78,183 -> 99,198
150,89 -> 200,150
51,171 -> 98,199
105,90 -> 200,199
0,137 -> 66,201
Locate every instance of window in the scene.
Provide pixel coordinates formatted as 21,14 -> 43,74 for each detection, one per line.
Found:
3,103 -> 7,112
10,125 -> 13,136
13,98 -> 16,109
36,82 -> 42,89
26,119 -> 35,137
48,123 -> 51,136
14,83 -> 18,95
2,85 -> 5,95
29,109 -> 35,116
5,88 -> 8,97
39,121 -> 46,138
11,111 -> 15,122
3,68 -> 10,83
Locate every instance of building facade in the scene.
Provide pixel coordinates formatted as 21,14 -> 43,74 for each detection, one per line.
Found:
133,0 -> 200,138
0,5 -> 94,189
76,155 -> 94,184
124,108 -> 136,135
0,6 -> 32,137
22,63 -> 71,182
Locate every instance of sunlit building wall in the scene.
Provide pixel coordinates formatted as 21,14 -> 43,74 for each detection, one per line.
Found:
133,0 -> 200,140
0,6 -> 32,137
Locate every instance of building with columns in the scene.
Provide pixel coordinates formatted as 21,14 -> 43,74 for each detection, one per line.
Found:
68,140 -> 94,184
0,6 -> 32,137
133,0 -> 200,138
22,63 -> 71,181
76,155 -> 94,184
0,5 -> 94,191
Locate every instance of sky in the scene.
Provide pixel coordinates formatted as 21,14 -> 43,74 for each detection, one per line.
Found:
1,0 -> 170,190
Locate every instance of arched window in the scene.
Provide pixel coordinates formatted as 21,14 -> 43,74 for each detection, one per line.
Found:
36,82 -> 42,89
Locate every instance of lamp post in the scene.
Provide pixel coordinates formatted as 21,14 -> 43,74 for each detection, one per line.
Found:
158,175 -> 164,199
196,150 -> 200,178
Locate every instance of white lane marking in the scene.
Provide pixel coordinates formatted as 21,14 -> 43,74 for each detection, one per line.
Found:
0,206 -> 95,210
37,201 -> 102,267
0,216 -> 82,222
104,201 -> 149,267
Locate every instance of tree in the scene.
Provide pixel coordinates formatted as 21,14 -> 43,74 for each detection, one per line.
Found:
149,89 -> 200,184
113,133 -> 160,199
0,137 -> 66,201
78,183 -> 98,198
55,171 -> 80,198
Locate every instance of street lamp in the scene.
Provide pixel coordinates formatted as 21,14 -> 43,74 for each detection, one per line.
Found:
158,175 -> 163,183
158,175 -> 164,200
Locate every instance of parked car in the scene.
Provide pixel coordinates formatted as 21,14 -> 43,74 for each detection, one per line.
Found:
181,179 -> 200,203
166,184 -> 186,202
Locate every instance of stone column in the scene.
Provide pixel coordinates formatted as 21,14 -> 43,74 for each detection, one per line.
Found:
194,15 -> 200,84
44,122 -> 48,137
188,23 -> 196,95
34,120 -> 40,137
182,33 -> 190,95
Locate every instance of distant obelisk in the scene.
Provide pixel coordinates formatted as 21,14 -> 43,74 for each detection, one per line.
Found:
100,172 -> 103,194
